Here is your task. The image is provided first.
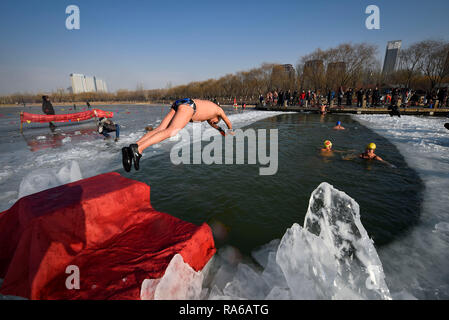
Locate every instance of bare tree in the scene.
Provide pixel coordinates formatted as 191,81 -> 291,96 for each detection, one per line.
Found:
418,40 -> 449,90
397,43 -> 426,88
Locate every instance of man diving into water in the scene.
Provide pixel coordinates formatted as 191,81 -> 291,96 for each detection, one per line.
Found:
122,98 -> 234,172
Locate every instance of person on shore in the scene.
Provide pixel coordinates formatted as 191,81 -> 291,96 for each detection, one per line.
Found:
300,90 -> 306,106
42,95 -> 56,131
333,121 -> 345,130
366,88 -> 372,107
98,117 -> 120,142
121,98 -> 234,172
278,90 -> 284,107
438,88 -> 447,108
337,87 -> 344,107
87,101 -> 91,109
346,88 -> 353,106
373,87 -> 380,106
356,88 -> 364,108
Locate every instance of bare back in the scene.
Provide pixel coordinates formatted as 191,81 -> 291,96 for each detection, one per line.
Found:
191,99 -> 222,122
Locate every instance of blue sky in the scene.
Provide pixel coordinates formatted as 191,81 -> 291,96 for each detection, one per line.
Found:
0,0 -> 448,94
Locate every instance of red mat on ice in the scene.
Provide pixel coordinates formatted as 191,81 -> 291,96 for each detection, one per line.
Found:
20,109 -> 113,123
0,172 -> 215,300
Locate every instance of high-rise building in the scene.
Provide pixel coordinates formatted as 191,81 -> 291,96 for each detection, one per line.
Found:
84,76 -> 97,92
70,73 -> 87,94
327,62 -> 346,75
69,73 -> 108,93
382,40 -> 402,74
304,60 -> 324,73
94,77 -> 108,93
281,64 -> 295,73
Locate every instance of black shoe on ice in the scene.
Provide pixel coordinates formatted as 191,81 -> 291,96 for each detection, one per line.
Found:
121,147 -> 132,172
129,144 -> 142,171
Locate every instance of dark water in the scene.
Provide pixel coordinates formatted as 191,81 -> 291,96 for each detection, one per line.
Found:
123,112 -> 424,255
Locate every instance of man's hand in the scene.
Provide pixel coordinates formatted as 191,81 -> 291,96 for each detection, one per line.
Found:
218,127 -> 226,136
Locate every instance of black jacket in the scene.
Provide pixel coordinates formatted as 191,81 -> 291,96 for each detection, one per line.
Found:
42,100 -> 55,115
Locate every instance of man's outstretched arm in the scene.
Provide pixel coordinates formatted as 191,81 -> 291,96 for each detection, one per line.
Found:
219,109 -> 234,133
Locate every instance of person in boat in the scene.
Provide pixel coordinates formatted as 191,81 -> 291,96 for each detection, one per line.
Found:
42,95 -> 56,131
121,98 -> 234,172
333,121 -> 345,130
98,117 -> 120,142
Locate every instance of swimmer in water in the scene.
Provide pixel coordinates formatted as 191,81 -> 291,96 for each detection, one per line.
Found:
320,104 -> 327,115
359,143 -> 383,161
122,98 -> 234,172
333,121 -> 345,130
358,143 -> 395,167
320,140 -> 347,156
321,140 -> 333,152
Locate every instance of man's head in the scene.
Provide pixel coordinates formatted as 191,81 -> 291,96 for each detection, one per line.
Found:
324,140 -> 332,150
366,143 -> 376,154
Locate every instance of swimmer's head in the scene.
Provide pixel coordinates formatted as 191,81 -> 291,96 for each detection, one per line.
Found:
336,121 -> 341,126
366,143 -> 376,150
324,140 -> 332,149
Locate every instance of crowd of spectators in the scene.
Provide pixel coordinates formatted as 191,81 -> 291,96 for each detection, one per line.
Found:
260,87 -> 448,108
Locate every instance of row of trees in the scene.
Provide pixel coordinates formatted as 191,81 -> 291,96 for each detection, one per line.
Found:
394,40 -> 449,90
1,40 -> 448,105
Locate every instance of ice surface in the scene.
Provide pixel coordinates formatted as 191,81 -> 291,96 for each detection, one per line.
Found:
140,278 -> 160,300
222,263 -> 270,300
145,254 -> 204,300
303,182 -> 391,300
276,182 -> 391,300
251,239 -> 280,269
434,222 -> 449,233
265,286 -> 291,300
18,160 -> 83,198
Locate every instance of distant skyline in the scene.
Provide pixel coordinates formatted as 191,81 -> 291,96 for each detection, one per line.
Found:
1,0 -> 449,95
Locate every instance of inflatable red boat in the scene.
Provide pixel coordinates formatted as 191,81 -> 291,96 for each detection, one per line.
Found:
0,172 -> 215,300
20,109 -> 114,132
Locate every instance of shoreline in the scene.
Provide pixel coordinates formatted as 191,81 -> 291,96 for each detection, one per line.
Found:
0,102 -> 257,108
0,101 -> 165,108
